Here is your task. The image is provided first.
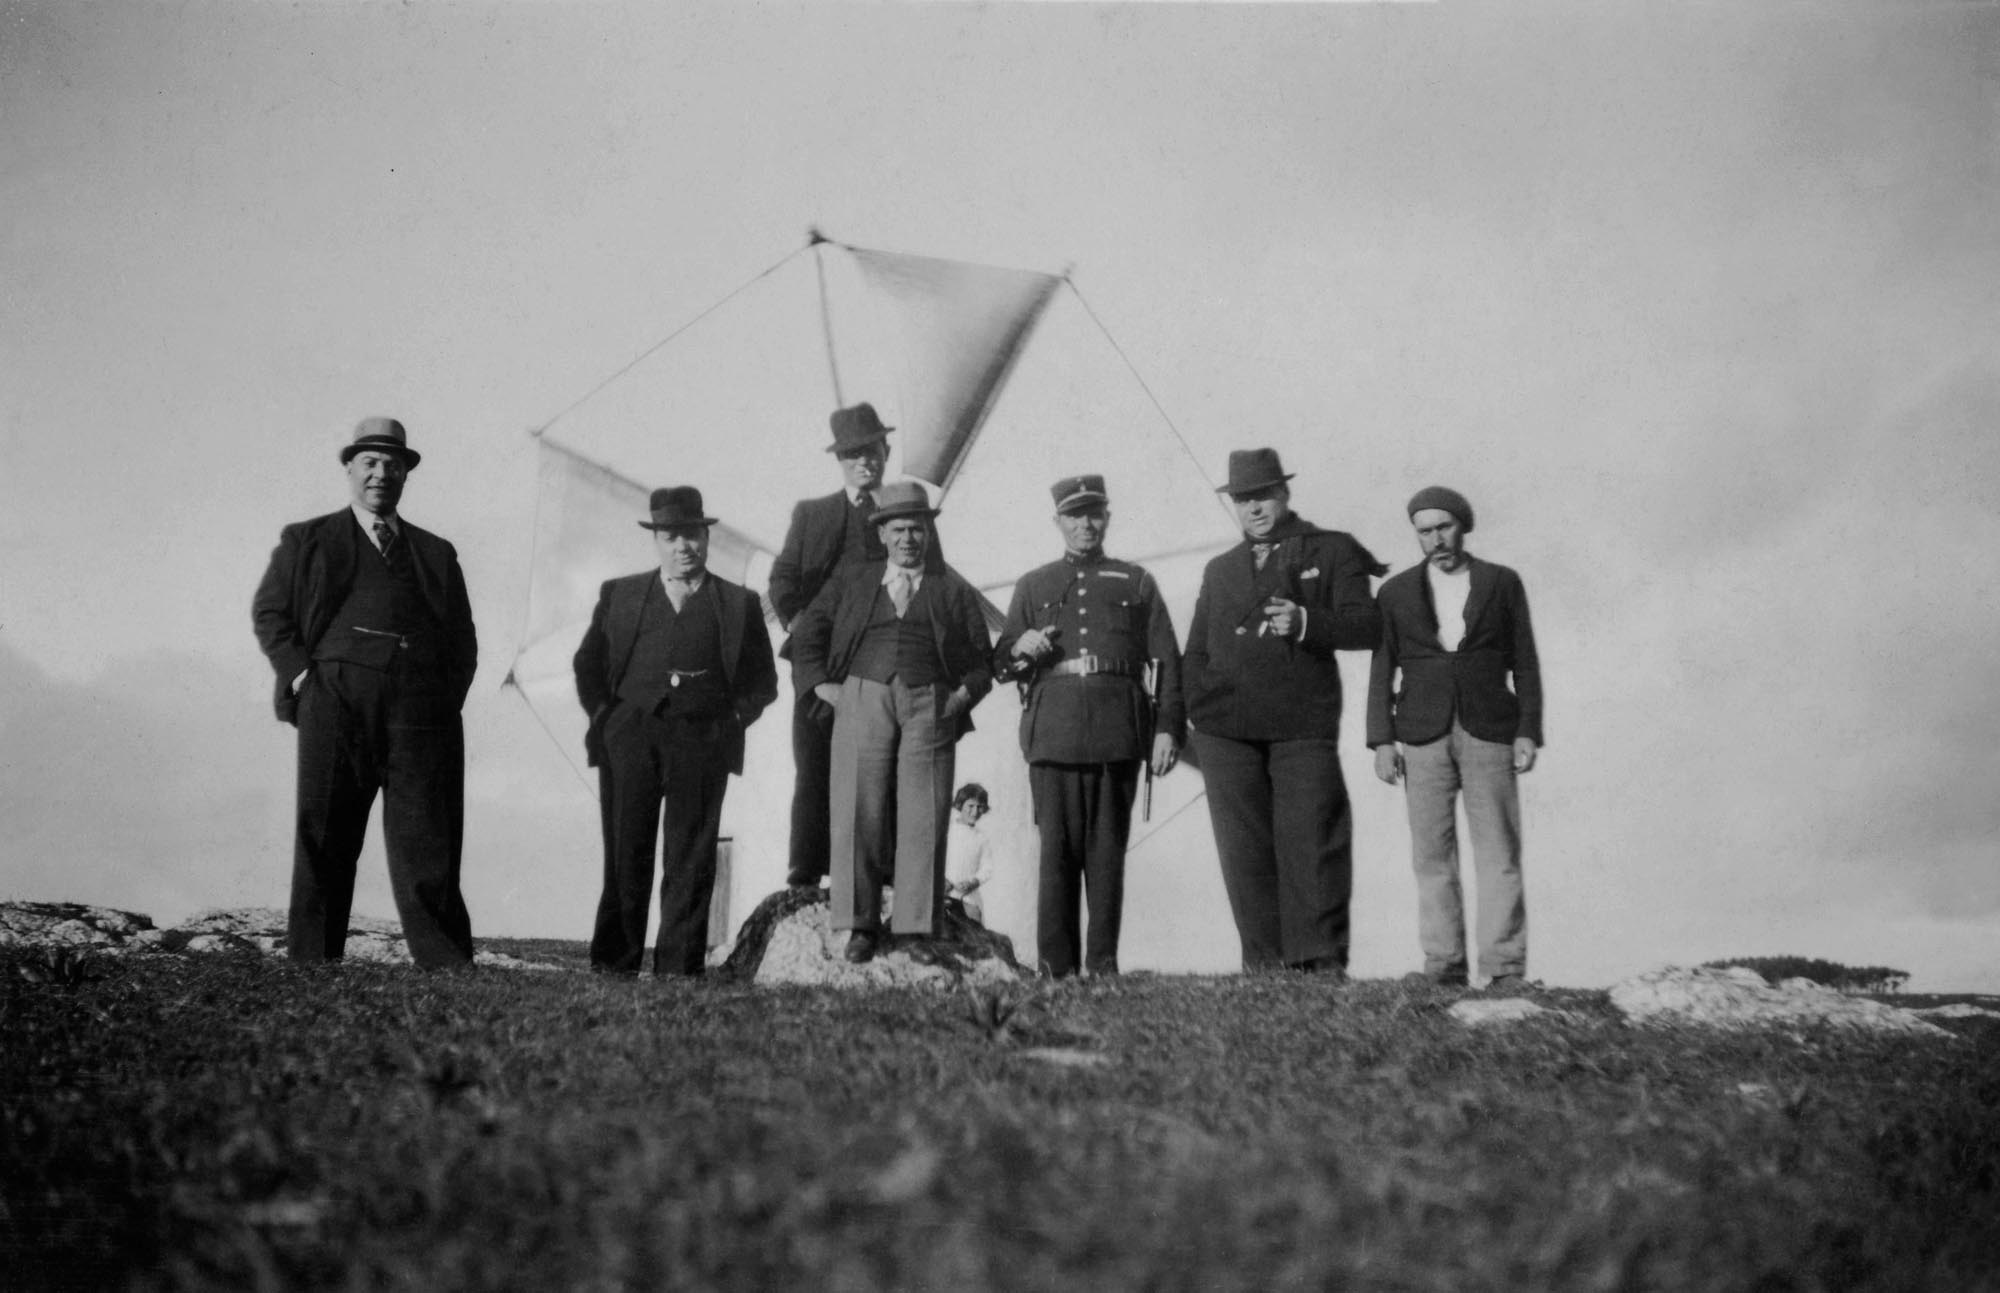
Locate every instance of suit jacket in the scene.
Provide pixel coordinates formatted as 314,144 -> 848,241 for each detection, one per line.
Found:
789,559 -> 993,737
1365,555 -> 1543,749
1182,516 -> 1384,742
571,571 -> 779,774
768,490 -> 949,628
252,509 -> 478,725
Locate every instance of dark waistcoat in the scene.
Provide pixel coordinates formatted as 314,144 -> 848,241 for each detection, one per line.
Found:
616,586 -> 729,719
847,582 -> 943,687
315,543 -> 443,671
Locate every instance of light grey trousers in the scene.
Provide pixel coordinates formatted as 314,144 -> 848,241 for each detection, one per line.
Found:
1402,720 -> 1526,980
828,675 -> 955,935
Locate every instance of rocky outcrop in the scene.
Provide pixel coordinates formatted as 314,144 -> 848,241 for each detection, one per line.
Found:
720,889 -> 1027,988
0,901 -> 561,971
0,901 -> 155,947
1608,965 -> 1954,1038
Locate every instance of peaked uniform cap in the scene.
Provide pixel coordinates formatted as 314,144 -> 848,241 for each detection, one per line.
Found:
868,480 -> 939,524
1217,447 -> 1293,495
826,402 -> 895,454
341,417 -> 421,469
1051,474 -> 1109,514
638,485 -> 718,530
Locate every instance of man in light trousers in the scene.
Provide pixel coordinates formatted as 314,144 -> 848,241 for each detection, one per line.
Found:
1368,486 -> 1543,993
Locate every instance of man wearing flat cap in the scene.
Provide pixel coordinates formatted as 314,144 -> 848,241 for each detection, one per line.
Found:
997,474 -> 1184,978
789,481 -> 992,964
769,403 -> 948,889
573,486 -> 779,976
252,417 -> 479,967
1368,486 -> 1543,992
1183,448 -> 1385,975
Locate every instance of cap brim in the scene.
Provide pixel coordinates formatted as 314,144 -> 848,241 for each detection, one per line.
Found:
825,434 -> 892,454
1217,473 -> 1293,495
341,443 -> 421,469
637,518 -> 718,530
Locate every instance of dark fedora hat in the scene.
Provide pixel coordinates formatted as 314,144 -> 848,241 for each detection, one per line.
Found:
1216,447 -> 1294,496
637,486 -> 717,530
867,480 -> 939,525
1051,474 -> 1109,514
826,402 -> 895,454
340,416 -> 421,469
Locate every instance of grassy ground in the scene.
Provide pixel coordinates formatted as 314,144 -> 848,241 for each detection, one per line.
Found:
3,946 -> 1996,1291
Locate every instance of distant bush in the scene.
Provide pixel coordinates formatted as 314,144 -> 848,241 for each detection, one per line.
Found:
1704,955 -> 1910,995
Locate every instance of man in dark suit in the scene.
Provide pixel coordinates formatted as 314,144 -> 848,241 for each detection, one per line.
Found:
997,474 -> 1184,978
1368,486 -> 1543,992
1183,449 -> 1384,975
789,481 -> 992,964
573,486 -> 779,977
252,417 -> 478,967
769,402 -> 947,888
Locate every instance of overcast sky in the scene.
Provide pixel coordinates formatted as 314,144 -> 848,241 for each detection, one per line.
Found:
3,2 -> 1996,990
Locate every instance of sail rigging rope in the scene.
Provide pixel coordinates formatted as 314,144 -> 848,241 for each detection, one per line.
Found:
531,243 -> 809,437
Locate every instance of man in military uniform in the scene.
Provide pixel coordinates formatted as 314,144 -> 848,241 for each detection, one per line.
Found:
573,486 -> 779,977
997,475 -> 1184,978
1184,449 -> 1384,975
769,402 -> 946,888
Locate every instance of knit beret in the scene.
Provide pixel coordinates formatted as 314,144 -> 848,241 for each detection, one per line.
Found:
1406,486 -> 1474,533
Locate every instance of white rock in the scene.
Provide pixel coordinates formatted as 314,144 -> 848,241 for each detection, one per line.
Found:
1449,998 -> 1552,1027
1609,965 -> 1954,1038
1911,1003 -> 2000,1020
751,902 -> 1024,989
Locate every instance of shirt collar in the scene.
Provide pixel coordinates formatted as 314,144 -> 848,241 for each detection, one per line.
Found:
354,506 -> 398,541
1063,549 -> 1107,567
659,569 -> 708,592
882,563 -> 923,587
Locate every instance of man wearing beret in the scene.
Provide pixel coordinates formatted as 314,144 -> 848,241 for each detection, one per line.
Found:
252,418 -> 479,967
768,403 -> 947,890
789,481 -> 992,964
573,486 -> 779,977
1368,486 -> 1542,992
997,474 -> 1184,978
1183,448 -> 1385,975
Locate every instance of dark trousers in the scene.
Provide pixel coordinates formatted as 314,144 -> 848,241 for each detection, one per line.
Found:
1193,732 -> 1352,971
1030,760 -> 1141,978
290,660 -> 473,967
786,693 -> 833,885
592,704 -> 731,976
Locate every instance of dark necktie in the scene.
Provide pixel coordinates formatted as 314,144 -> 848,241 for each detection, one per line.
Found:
856,489 -> 875,517
375,520 -> 413,578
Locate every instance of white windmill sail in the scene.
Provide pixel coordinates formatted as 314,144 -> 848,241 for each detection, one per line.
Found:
509,235 -> 1095,955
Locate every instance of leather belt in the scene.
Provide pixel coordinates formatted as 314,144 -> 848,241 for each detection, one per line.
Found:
1045,654 -> 1140,679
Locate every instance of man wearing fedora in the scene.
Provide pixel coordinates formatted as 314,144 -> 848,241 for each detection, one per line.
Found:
572,487 -> 779,977
1368,487 -> 1543,992
252,417 -> 479,967
996,474 -> 1185,978
1184,448 -> 1385,975
769,403 -> 948,890
789,481 -> 992,964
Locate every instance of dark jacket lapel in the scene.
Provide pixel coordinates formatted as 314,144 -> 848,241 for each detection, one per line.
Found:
1459,557 -> 1497,644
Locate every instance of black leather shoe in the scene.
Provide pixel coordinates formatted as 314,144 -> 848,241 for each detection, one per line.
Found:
843,932 -> 878,964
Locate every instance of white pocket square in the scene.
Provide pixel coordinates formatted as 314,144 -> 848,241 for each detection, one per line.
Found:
1300,567 -> 1321,579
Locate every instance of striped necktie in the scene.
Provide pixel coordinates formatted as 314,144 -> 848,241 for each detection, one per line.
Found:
375,520 -> 412,578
